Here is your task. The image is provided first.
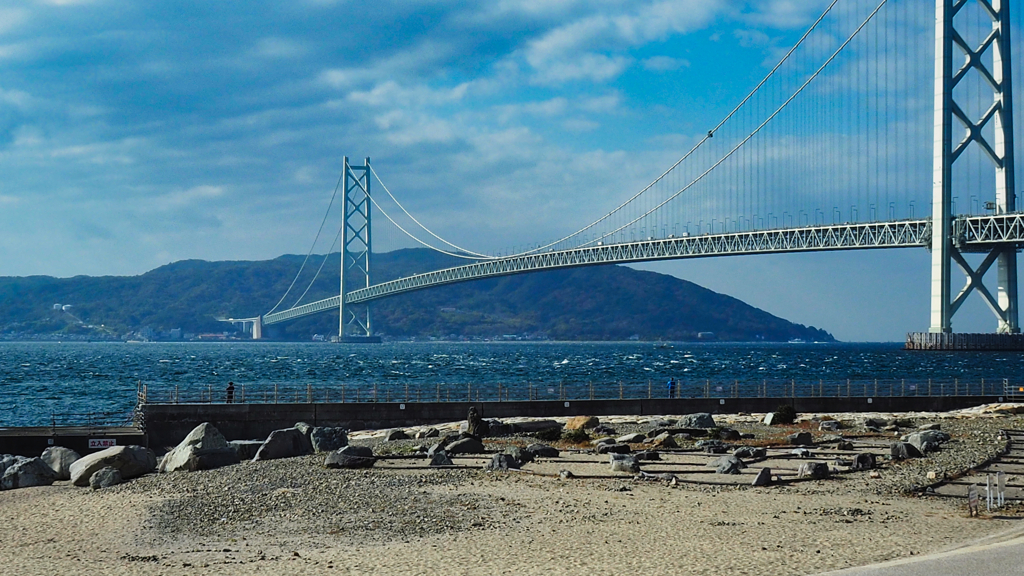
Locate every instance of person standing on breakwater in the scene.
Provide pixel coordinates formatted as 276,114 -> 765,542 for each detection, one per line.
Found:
226,381 -> 235,403
667,378 -> 676,399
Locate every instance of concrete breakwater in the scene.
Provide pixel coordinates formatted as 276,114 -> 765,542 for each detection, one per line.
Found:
141,395 -> 1003,450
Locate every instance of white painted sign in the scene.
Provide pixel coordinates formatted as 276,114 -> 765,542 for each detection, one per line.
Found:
968,484 -> 980,516
88,438 -> 116,449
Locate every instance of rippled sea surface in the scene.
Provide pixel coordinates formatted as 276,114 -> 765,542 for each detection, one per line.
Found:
2,341 -> 1023,426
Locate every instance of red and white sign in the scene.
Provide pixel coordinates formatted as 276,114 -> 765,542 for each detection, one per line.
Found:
88,439 -> 116,449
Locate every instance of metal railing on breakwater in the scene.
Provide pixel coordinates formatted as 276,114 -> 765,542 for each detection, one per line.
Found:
139,377 -> 1023,405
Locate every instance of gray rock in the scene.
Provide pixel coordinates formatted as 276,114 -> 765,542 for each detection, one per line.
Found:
918,423 -> 942,431
416,428 -> 440,439
708,455 -> 746,474
69,445 -> 156,487
559,469 -> 575,480
852,453 -> 876,470
427,435 -> 457,457
592,425 -> 617,436
635,451 -> 661,461
485,419 -> 512,437
466,406 -> 489,438
446,437 -> 486,455
649,432 -> 678,449
752,467 -> 772,486
159,422 -> 239,473
797,462 -> 830,479
890,442 -> 922,461
678,413 -> 715,429
763,412 -> 777,426
253,427 -> 313,461
616,433 -> 647,444
883,425 -> 900,432
596,443 -> 631,455
0,454 -> 17,477
819,420 -> 841,432
511,420 -> 561,434
695,439 -> 731,454
788,432 -> 814,446
310,427 -> 349,453
486,453 -> 519,471
791,448 -> 813,458
89,466 -> 121,489
902,430 -> 951,454
1,457 -> 56,490
504,446 -> 533,466
732,446 -> 768,459
609,454 -> 641,473
525,443 -> 559,458
862,417 -> 888,428
385,429 -> 409,442
717,428 -> 742,441
40,446 -> 80,481
324,445 -> 376,469
646,418 -> 675,429
836,441 -> 855,451
228,440 -> 264,460
429,450 -> 453,467
294,421 -> 313,438
591,437 -> 615,446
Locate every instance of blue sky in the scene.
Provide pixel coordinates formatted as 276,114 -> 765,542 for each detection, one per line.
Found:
0,0 -> 1018,341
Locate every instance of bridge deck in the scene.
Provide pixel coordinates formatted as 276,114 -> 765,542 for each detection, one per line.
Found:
263,214 -> 1024,326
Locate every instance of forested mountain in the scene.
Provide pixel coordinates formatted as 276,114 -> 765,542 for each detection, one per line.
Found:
0,249 -> 834,342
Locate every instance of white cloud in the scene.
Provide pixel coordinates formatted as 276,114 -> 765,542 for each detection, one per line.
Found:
642,55 -> 689,71
155,185 -> 226,209
530,52 -> 630,84
562,118 -> 599,132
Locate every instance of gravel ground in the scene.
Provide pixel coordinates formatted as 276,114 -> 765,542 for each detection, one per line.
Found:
109,411 -> 1023,549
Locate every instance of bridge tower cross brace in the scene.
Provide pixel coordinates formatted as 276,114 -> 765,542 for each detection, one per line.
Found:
931,0 -> 1019,334
339,157 -> 373,340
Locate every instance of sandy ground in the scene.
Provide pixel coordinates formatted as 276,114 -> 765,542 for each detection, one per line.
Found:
1,468 -> 1020,575
4,407 -> 1024,575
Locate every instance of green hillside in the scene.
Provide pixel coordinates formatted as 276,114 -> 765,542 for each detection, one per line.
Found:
0,249 -> 834,342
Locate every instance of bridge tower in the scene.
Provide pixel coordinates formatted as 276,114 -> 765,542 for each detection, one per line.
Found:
339,157 -> 373,341
929,0 -> 1019,338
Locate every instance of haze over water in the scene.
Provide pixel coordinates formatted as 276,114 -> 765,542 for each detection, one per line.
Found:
2,341 -> 1022,427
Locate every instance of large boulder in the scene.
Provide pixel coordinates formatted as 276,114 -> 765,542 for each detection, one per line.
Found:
752,467 -> 773,486
902,430 -> 951,454
0,454 -> 18,477
525,443 -> 559,458
609,454 -> 641,473
788,432 -> 814,446
695,439 -> 731,454
678,413 -> 716,429
708,455 -> 746,475
616,433 -> 647,444
466,406 -> 489,438
385,429 -> 409,442
324,445 -> 377,469
511,420 -> 561,434
447,437 -> 486,455
503,446 -> 533,466
852,453 -> 876,471
890,441 -> 922,461
1,457 -> 57,490
69,445 -> 156,487
40,446 -> 80,481
310,427 -> 349,453
228,440 -> 264,460
89,467 -> 122,489
597,443 -> 632,455
649,433 -> 679,449
797,462 -> 830,479
429,450 -> 454,467
485,420 -> 513,437
486,453 -> 520,471
253,427 -> 313,461
565,416 -> 600,431
159,422 -> 240,473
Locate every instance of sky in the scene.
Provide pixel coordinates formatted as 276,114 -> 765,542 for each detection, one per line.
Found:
0,0 -> 1019,342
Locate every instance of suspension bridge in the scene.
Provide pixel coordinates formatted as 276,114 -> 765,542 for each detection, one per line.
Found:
226,0 -> 1024,350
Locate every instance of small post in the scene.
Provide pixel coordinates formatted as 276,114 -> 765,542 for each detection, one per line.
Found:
374,383 -> 378,402
847,379 -> 850,397
955,378 -> 959,396
326,389 -> 329,403
274,383 -> 278,403
791,379 -> 795,398
174,385 -> 179,404
619,381 -> 623,400
648,380 -> 651,398
307,384 -> 312,403
437,383 -> 440,402
929,378 -> 932,396
902,379 -> 905,396
468,382 -> 471,402
498,383 -> 501,402
209,383 -> 213,403
941,381 -> 945,396
590,381 -> 594,400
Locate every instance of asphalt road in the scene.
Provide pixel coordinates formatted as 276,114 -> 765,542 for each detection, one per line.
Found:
819,526 -> 1024,576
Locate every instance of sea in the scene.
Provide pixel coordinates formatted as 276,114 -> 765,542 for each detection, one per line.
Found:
1,341 -> 1022,427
